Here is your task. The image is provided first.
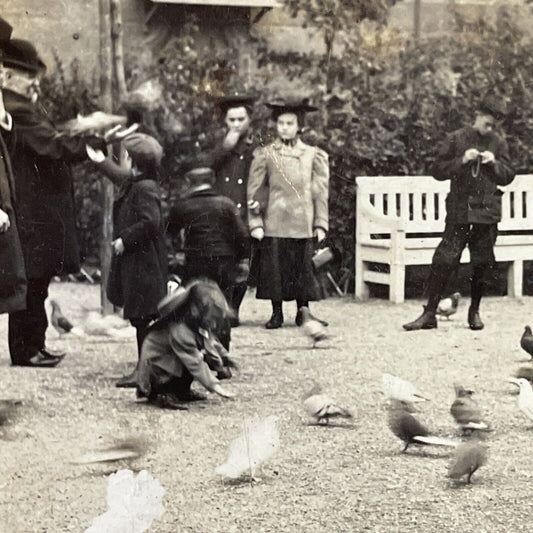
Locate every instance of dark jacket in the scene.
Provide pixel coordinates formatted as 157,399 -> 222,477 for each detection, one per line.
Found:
430,126 -> 515,224
212,136 -> 256,222
2,90 -> 104,278
107,173 -> 167,320
0,131 -> 26,313
167,186 -> 249,260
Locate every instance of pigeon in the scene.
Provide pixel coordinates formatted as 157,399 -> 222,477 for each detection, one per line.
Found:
216,416 -> 280,480
514,366 -> 533,383
450,384 -> 489,432
85,469 -> 165,533
49,299 -> 84,336
71,438 -> 147,465
520,326 -> 533,359
447,439 -> 488,484
303,384 -> 353,425
82,309 -> 133,338
382,373 -> 429,403
299,306 -> 330,348
0,399 -> 22,427
508,378 -> 533,423
387,399 -> 458,453
59,111 -> 126,135
436,292 -> 461,320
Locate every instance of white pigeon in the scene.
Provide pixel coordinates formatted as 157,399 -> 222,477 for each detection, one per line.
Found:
436,292 -> 461,320
303,384 -> 352,425
382,373 -> 429,403
216,416 -> 280,480
82,310 -> 134,338
299,307 -> 330,348
85,469 -> 165,533
508,378 -> 533,423
61,111 -> 126,136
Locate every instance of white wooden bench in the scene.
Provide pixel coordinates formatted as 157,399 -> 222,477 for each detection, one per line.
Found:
355,175 -> 533,303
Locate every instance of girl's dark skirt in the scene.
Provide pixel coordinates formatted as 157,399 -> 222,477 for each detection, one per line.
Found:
255,237 -> 320,301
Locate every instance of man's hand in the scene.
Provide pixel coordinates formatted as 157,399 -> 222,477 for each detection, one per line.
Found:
251,228 -> 264,241
462,148 -> 480,164
112,238 -> 125,256
314,228 -> 326,243
248,200 -> 261,216
0,208 -> 10,233
213,383 -> 235,399
86,144 -> 106,163
480,150 -> 495,164
222,129 -> 241,151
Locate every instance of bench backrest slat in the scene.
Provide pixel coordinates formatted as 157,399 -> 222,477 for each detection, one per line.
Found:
356,175 -> 533,235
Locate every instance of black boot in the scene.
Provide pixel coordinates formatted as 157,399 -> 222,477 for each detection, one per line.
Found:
265,311 -> 283,329
468,306 -> 484,330
402,306 -> 437,331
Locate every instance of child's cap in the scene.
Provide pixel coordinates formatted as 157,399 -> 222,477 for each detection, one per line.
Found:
122,132 -> 163,167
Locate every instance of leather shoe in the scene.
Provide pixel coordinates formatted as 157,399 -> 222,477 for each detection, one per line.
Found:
17,352 -> 61,368
40,348 -> 66,361
116,370 -> 138,388
265,312 -> 283,329
403,306 -> 437,331
468,307 -> 484,330
177,389 -> 207,402
150,393 -> 189,410
295,309 -> 329,327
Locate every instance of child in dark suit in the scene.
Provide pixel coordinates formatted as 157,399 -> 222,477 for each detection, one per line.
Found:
87,133 -> 168,386
167,164 -> 249,348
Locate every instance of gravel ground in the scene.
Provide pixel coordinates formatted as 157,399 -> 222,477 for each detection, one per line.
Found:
0,281 -> 532,533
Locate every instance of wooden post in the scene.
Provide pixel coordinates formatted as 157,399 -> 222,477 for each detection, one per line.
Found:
99,0 -> 114,315
414,0 -> 421,41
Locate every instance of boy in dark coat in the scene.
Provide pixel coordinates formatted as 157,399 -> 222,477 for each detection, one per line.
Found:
403,95 -> 515,331
167,164 -> 249,348
87,133 -> 167,384
211,95 -> 257,324
0,37 -> 106,367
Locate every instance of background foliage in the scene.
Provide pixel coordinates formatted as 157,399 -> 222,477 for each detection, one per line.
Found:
40,4 -> 533,291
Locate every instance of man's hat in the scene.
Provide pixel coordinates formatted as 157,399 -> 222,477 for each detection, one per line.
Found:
215,93 -> 257,114
0,39 -> 46,74
0,17 -> 13,42
478,94 -> 508,121
266,96 -> 318,115
122,133 -> 163,167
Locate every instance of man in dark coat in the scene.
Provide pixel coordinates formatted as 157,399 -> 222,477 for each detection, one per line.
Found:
211,94 -> 258,326
0,38 -> 105,366
0,92 -> 26,316
403,95 -> 515,331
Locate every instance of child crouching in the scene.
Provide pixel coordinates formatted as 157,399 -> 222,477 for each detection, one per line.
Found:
135,278 -> 236,409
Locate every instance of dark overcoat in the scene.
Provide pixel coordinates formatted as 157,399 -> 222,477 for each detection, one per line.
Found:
2,90 -> 102,278
0,130 -> 26,313
107,174 -> 167,320
430,126 -> 515,224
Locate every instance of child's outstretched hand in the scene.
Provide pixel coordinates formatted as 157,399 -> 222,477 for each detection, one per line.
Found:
213,384 -> 235,399
86,144 -> 106,163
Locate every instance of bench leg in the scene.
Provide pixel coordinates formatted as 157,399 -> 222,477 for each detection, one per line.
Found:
507,260 -> 523,298
390,264 -> 405,304
355,257 -> 370,301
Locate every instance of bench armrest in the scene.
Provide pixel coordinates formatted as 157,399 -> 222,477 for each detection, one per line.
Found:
358,198 -> 406,232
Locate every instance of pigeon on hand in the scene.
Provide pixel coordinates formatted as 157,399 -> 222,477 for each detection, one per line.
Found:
387,399 -> 458,453
216,416 -> 280,481
303,384 -> 353,425
436,292 -> 461,320
450,384 -> 489,432
382,373 -> 429,403
520,326 -> 533,359
447,438 -> 488,484
49,299 -> 84,336
508,378 -> 533,424
299,307 -> 330,348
